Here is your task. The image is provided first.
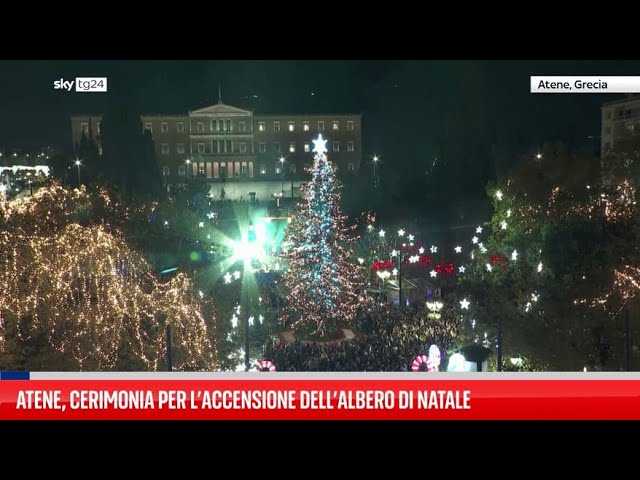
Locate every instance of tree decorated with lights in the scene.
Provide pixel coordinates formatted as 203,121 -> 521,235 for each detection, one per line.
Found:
456,141 -> 640,370
281,134 -> 363,336
0,184 -> 218,371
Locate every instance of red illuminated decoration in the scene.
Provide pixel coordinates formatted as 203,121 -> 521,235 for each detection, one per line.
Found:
257,360 -> 276,372
372,260 -> 394,271
411,355 -> 436,372
490,255 -> 509,267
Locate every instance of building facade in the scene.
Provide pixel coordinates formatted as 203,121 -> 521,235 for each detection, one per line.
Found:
601,95 -> 640,156
71,102 -> 362,182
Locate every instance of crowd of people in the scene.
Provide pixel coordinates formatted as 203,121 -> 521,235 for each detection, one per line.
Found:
264,303 -> 462,371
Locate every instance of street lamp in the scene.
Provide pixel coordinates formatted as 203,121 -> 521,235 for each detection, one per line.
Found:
279,156 -> 286,194
372,155 -> 380,187
185,159 -> 191,179
74,159 -> 82,186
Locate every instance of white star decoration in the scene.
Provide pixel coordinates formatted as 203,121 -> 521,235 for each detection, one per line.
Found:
207,212 -> 215,219
486,263 -> 492,272
500,220 -> 507,230
418,247 -> 425,254
472,236 -> 479,244
430,245 -> 438,253
379,230 -> 385,238
398,229 -> 405,237
198,221 -> 204,228
511,249 -> 518,261
391,249 -> 398,257
531,293 -> 539,302
507,209 -> 512,217
312,134 -> 328,154
454,246 -> 462,253
248,316 -> 254,326
495,190 -> 503,200
460,298 -> 470,309
233,270 -> 241,280
476,226 -> 483,234
408,234 -> 414,241
537,262 -> 543,273
430,270 -> 437,278
459,265 -> 466,273
224,272 -> 232,284
409,255 -> 419,263
479,245 -> 487,254
392,268 -> 398,276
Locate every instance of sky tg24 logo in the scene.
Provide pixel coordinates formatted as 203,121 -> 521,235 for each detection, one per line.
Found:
53,77 -> 107,92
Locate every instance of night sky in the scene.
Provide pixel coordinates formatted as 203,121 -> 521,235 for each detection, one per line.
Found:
1,60 -> 639,207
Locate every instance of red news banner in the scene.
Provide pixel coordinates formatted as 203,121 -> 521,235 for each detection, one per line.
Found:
1,374 -> 640,420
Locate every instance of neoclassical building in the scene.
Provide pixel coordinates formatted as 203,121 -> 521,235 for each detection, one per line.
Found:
71,101 -> 362,182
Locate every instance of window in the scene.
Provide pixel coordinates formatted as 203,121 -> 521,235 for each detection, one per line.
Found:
348,163 -> 355,172
273,142 -> 281,153
333,141 -> 340,152
274,121 -> 280,132
288,122 -> 295,132
628,124 -> 635,131
162,166 -> 170,176
177,143 -> 185,154
198,143 -> 205,154
347,121 -> 354,131
275,166 -> 281,174
216,120 -> 223,132
259,143 -> 267,153
161,122 -> 168,133
260,164 -> 267,174
303,121 -> 309,131
215,140 -> 222,153
178,166 -> 186,176
289,142 -> 296,153
304,143 -> 310,152
226,120 -> 232,132
144,122 -> 152,132
240,143 -> 247,153
239,121 -> 246,132
258,122 -> 265,132
332,121 -> 339,130
197,122 -> 204,133
97,122 -> 101,134
318,121 -> 324,131
81,122 -> 89,135
210,120 -> 216,132
177,122 -> 184,133
290,164 -> 296,174
161,144 -> 170,155
241,163 -> 248,175
346,141 -> 354,152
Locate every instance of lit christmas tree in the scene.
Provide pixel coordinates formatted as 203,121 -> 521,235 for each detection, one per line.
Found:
282,134 -> 362,336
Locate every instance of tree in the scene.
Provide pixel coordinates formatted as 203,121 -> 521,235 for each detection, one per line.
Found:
98,98 -> 164,200
457,141 -> 639,370
281,134 -> 363,336
0,184 -> 217,371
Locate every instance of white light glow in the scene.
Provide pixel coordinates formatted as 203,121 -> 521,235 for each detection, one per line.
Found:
495,190 -> 503,200
486,263 -> 492,272
312,134 -> 328,154
537,262 -> 543,273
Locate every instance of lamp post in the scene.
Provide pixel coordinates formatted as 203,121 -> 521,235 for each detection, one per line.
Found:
279,156 -> 286,194
372,155 -> 380,187
74,159 -> 82,186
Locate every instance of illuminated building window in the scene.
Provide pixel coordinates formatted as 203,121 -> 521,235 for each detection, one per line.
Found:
303,121 -> 309,131
304,143 -> 310,152
288,122 -> 295,132
333,121 -> 339,130
289,142 -> 296,153
258,122 -> 265,132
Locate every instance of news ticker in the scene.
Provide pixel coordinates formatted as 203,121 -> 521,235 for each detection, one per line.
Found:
2,372 -> 640,420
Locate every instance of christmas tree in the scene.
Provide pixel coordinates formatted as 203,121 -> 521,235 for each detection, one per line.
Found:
282,134 -> 362,336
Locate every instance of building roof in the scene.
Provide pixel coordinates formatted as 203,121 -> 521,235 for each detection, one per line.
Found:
602,94 -> 640,107
189,101 -> 253,116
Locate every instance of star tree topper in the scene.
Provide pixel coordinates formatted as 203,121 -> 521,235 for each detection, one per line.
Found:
312,134 -> 328,155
